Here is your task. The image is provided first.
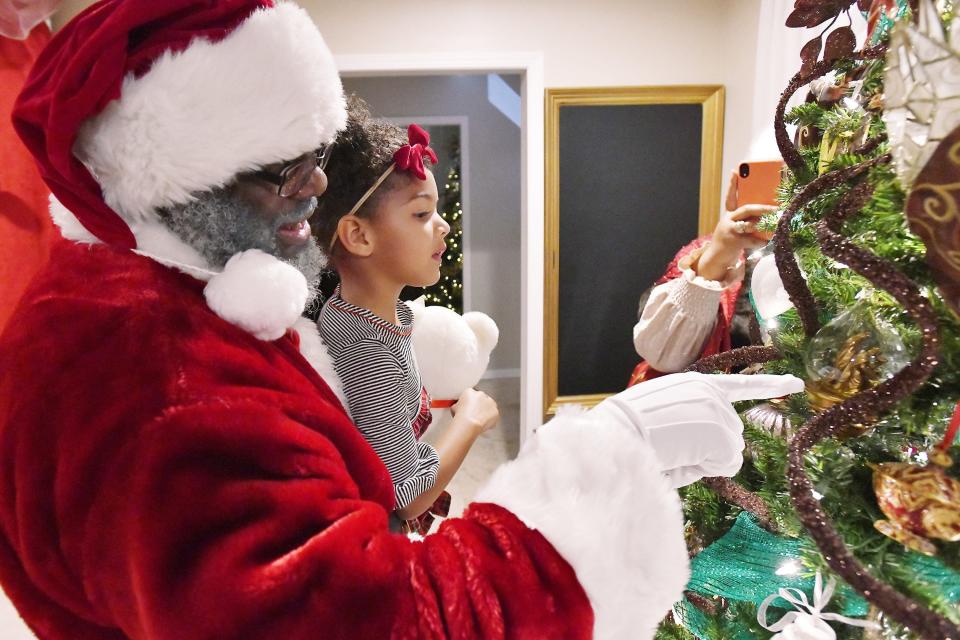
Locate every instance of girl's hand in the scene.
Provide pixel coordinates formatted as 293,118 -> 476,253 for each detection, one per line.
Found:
451,388 -> 500,435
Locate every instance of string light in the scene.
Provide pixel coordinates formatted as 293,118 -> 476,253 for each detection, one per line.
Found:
775,559 -> 802,577
422,143 -> 463,311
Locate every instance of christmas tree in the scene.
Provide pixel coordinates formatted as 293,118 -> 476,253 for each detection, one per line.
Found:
659,2 -> 960,638
419,143 -> 464,312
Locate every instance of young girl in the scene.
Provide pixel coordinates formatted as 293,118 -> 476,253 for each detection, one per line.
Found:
313,97 -> 499,533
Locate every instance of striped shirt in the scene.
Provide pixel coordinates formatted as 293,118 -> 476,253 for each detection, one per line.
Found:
318,291 -> 439,510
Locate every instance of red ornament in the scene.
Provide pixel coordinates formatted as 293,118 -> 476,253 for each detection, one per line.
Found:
871,402 -> 960,555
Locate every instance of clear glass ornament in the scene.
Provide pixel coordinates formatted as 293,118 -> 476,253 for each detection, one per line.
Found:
804,299 -> 911,413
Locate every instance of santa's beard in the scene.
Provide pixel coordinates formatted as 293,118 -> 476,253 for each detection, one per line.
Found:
161,187 -> 326,292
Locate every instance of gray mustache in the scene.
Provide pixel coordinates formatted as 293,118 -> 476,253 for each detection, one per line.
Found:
274,197 -> 317,229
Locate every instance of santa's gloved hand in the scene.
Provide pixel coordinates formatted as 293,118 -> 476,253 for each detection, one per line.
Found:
588,372 -> 804,488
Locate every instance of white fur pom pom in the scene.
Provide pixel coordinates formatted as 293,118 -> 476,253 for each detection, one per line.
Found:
204,250 -> 308,341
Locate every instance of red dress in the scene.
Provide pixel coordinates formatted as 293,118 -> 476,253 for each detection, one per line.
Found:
403,388 -> 452,535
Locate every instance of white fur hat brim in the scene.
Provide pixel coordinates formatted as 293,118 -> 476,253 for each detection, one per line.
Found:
74,1 -> 346,225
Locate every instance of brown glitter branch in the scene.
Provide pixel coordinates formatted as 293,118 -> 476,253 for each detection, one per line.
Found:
775,44 -> 887,173
826,173 -> 876,227
774,155 -> 888,337
784,202 -> 954,637
854,132 -> 887,156
700,476 -> 777,532
685,345 -> 782,374
683,590 -> 725,616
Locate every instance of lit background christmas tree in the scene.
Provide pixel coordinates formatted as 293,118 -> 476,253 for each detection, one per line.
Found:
407,142 -> 465,313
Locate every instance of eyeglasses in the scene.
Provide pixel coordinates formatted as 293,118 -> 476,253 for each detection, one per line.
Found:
245,144 -> 332,197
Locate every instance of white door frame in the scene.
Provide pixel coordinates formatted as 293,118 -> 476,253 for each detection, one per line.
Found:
335,52 -> 544,443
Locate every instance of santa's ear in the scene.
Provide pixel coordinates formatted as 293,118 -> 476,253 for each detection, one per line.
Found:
463,311 -> 499,353
336,215 -> 374,257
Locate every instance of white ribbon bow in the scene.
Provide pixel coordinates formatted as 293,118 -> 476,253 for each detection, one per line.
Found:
758,572 -> 881,639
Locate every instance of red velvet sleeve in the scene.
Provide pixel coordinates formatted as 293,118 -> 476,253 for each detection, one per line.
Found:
79,398 -> 592,639
0,245 -> 592,639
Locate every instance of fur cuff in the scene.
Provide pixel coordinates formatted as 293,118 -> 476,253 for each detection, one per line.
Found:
292,316 -> 347,407
204,250 -> 308,341
474,409 -> 689,640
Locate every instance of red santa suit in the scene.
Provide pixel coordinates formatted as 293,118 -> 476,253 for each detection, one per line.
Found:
0,1 -> 802,638
1,211 -> 601,639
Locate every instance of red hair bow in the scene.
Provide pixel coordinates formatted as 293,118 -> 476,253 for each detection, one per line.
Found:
393,124 -> 438,180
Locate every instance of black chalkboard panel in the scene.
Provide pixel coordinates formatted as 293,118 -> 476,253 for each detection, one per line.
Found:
557,103 -> 703,396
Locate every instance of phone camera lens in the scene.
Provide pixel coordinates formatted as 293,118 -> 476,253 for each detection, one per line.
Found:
739,163 -> 750,178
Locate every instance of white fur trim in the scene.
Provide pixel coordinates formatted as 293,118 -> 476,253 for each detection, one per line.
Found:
474,414 -> 689,640
50,195 -> 99,245
204,250 -> 308,341
74,2 -> 346,225
129,219 -> 216,281
51,197 -> 310,340
51,195 -> 216,280
292,316 -> 347,407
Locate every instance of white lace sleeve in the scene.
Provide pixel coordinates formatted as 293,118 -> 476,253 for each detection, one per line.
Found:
632,246 -> 744,373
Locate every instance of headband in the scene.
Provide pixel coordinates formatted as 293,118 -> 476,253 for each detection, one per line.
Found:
329,124 -> 437,251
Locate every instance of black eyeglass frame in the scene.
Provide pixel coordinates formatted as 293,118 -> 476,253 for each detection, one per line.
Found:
245,144 -> 332,197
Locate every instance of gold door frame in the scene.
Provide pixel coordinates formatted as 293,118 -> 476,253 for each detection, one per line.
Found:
543,85 -> 725,416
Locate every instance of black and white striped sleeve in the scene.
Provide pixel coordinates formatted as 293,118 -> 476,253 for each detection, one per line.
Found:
336,338 -> 439,510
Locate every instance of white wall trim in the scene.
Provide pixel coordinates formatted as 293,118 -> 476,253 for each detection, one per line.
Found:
482,368 -> 521,380
335,52 -> 544,444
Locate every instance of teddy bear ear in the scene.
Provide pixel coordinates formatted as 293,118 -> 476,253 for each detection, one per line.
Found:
402,296 -> 427,320
463,311 -> 499,353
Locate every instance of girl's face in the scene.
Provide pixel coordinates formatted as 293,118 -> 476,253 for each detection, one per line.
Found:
367,170 -> 450,288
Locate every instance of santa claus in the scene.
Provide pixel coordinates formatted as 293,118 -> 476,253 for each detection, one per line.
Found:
0,1 -> 802,638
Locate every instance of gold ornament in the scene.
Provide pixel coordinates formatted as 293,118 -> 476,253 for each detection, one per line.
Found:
871,451 -> 960,556
804,301 -> 910,433
805,332 -> 886,438
817,122 -> 870,175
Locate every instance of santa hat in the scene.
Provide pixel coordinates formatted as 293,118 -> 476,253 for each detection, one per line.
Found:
13,0 -> 345,249
13,0 -> 346,340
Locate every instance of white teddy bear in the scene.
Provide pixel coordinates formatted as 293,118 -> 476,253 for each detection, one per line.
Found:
405,298 -> 499,427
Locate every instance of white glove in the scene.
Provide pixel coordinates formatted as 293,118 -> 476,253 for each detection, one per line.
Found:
589,372 -> 805,488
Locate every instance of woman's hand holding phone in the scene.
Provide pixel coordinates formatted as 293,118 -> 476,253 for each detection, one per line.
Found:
694,171 -> 777,282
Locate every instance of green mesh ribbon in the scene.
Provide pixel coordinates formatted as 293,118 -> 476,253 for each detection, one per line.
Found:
903,553 -> 960,602
672,512 -> 960,638
865,0 -> 913,46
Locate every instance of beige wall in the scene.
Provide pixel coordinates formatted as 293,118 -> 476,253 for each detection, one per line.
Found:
55,0 -> 765,188
302,0 -> 759,185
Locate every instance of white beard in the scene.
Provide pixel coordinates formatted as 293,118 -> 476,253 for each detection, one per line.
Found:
160,187 -> 325,289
